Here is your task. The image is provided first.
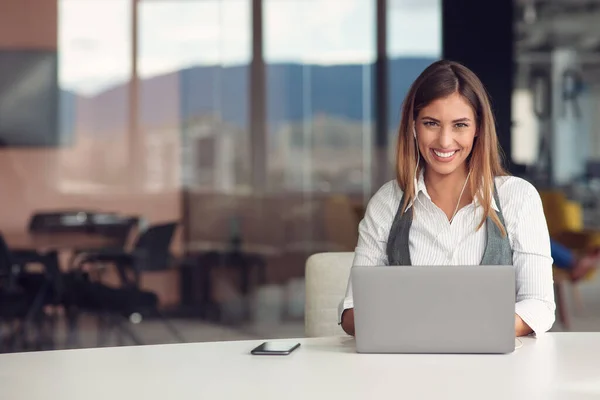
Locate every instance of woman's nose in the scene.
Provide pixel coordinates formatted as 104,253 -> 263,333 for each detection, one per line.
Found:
438,128 -> 454,148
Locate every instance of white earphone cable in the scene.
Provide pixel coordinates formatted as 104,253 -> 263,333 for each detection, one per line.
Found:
515,338 -> 523,349
449,169 -> 471,224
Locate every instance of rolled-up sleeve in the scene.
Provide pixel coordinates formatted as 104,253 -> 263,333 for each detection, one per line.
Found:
506,184 -> 556,335
337,181 -> 398,324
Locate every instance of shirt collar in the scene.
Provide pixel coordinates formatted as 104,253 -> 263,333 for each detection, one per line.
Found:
414,169 -> 428,200
406,169 -> 499,212
403,169 -> 429,212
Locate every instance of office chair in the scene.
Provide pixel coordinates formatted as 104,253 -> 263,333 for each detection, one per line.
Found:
70,222 -> 184,345
304,252 -> 354,337
69,214 -> 139,271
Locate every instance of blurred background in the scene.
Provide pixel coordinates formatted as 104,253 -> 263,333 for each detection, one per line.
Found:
1,0 -> 600,352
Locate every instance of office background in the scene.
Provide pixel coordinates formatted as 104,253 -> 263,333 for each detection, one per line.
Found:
0,0 -> 599,351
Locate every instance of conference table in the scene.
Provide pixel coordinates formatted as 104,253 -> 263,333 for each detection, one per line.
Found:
1,333 -> 599,399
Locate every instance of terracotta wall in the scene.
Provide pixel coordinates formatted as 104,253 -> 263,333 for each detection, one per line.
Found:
0,0 -> 57,49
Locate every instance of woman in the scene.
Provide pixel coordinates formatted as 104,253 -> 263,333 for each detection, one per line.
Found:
339,60 -> 555,337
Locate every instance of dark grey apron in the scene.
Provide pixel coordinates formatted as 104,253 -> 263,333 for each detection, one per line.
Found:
386,183 -> 513,265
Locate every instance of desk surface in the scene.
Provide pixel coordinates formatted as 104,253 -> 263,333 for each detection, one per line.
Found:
1,333 -> 599,399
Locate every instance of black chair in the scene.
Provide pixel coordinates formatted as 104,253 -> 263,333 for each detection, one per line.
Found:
71,222 -> 184,345
0,233 -> 57,352
69,214 -> 140,270
80,221 -> 177,280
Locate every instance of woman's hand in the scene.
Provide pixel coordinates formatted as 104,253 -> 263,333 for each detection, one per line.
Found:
341,309 -> 355,336
515,314 -> 533,337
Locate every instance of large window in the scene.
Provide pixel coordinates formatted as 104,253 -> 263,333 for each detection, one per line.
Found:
265,0 -> 375,194
57,0 -> 442,194
58,0 -> 132,191
139,0 -> 251,192
59,0 -> 131,96
2,0 -> 453,349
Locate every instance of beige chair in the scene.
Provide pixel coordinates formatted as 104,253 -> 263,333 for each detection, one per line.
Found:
304,252 -> 354,337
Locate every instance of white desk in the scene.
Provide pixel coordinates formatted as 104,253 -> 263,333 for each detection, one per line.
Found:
1,333 -> 599,399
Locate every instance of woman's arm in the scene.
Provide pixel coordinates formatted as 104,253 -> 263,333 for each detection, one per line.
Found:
502,179 -> 556,336
338,181 -> 398,335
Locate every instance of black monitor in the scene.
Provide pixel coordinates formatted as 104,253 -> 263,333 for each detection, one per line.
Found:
0,49 -> 62,147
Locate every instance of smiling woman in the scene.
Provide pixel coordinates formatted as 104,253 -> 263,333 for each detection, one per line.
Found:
340,60 -> 556,339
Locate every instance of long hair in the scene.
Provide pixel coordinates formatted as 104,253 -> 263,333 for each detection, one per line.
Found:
396,60 -> 508,236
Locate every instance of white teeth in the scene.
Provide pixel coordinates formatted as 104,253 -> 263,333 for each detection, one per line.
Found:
433,150 -> 457,158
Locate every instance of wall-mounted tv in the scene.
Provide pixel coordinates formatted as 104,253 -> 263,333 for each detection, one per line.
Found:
0,50 -> 62,147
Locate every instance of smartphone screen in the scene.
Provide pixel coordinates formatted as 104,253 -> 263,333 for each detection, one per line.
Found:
250,341 -> 301,355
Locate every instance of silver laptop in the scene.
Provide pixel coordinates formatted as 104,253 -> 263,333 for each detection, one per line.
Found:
351,265 -> 516,354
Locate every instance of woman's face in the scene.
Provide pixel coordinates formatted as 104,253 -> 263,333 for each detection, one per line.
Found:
415,92 -> 477,178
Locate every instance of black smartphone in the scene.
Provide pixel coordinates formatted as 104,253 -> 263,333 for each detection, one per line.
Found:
250,341 -> 301,355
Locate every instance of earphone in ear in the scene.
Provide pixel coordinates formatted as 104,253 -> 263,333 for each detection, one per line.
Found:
413,125 -> 417,139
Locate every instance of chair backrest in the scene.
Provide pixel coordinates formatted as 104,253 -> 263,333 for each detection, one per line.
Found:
28,211 -> 93,233
304,252 -> 354,337
133,222 -> 178,270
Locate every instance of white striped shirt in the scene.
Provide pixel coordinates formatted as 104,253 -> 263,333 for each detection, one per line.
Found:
339,172 -> 556,335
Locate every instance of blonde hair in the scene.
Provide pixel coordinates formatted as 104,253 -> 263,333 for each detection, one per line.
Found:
396,60 -> 508,236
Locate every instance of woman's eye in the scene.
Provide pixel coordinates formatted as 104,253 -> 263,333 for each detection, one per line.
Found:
423,121 -> 437,127
455,123 -> 468,128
